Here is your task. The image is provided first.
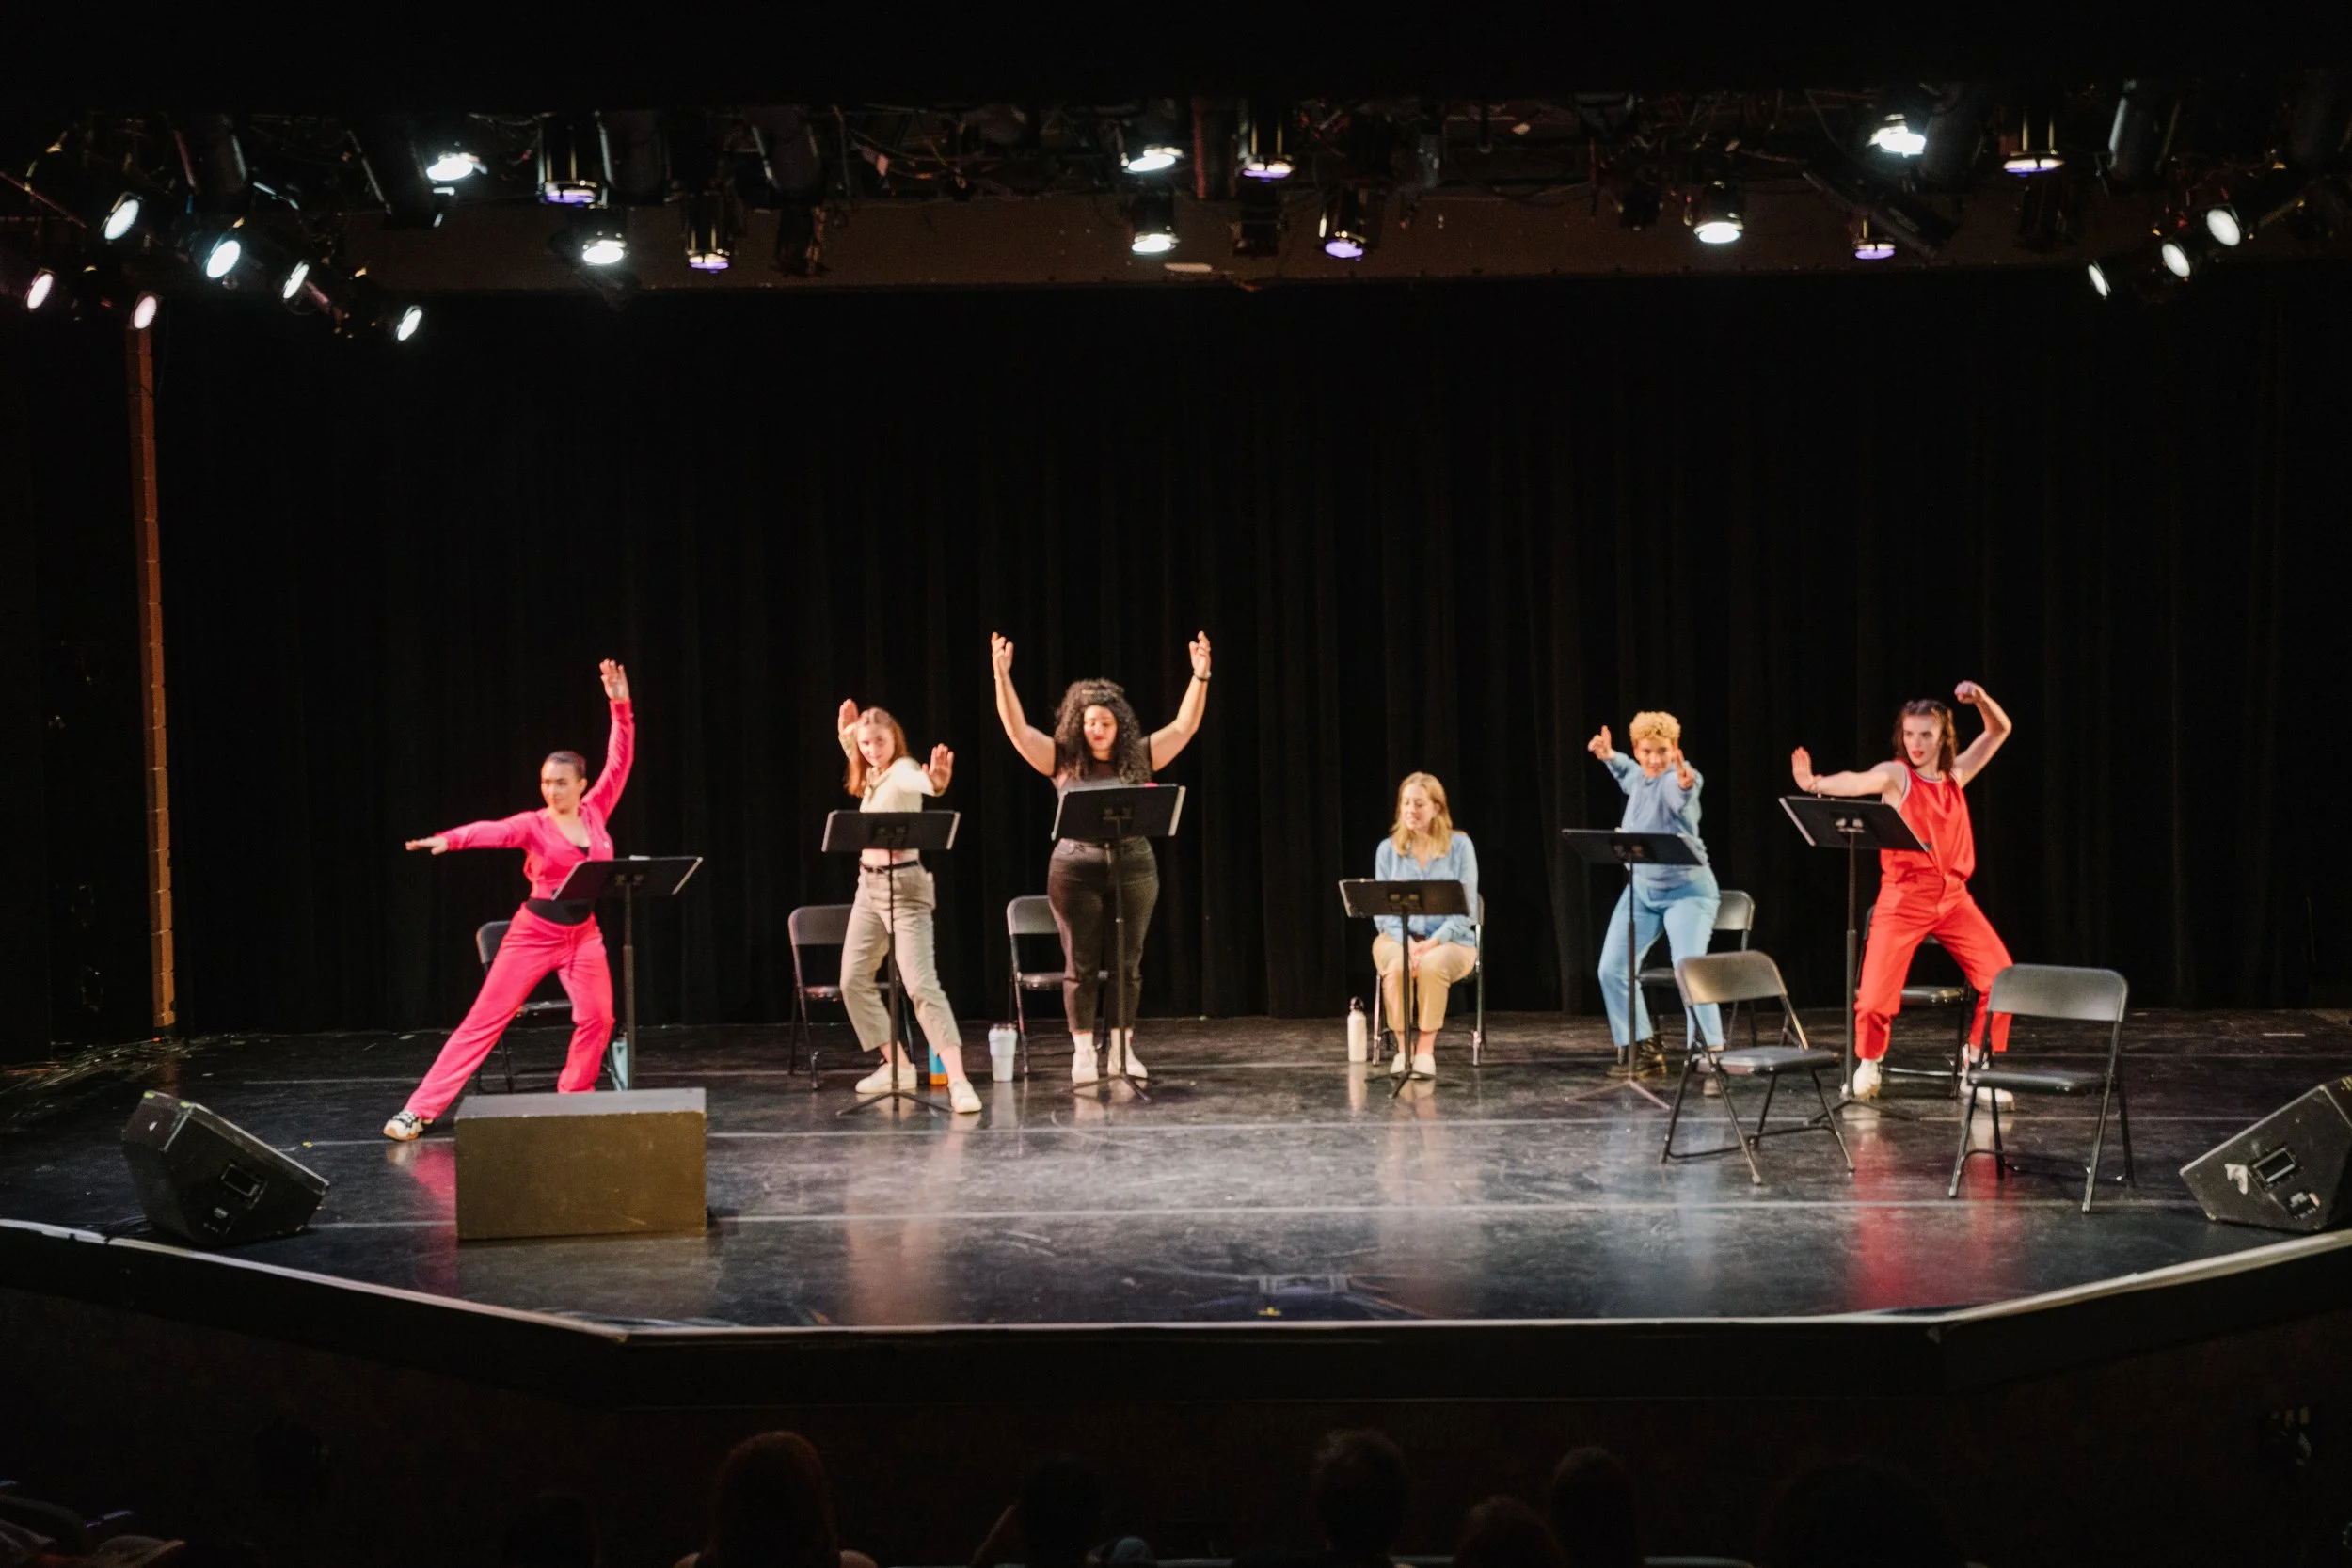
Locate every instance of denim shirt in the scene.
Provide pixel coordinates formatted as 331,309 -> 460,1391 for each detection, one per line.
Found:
1372,832 -> 1480,947
1604,752 -> 1709,888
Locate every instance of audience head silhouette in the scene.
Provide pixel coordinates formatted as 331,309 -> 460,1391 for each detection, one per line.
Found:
695,1432 -> 841,1568
1019,1454 -> 1104,1568
1545,1448 -> 1642,1568
1310,1430 -> 1409,1565
1453,1497 -> 1564,1568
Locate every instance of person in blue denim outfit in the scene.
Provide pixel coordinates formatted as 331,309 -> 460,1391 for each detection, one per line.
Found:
1590,711 -> 1723,1051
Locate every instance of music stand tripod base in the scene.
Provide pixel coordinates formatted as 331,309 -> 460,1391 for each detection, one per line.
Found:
1051,784 -> 1187,1103
822,810 -> 962,1117
1778,794 -> 1931,1121
1560,829 -> 1708,1112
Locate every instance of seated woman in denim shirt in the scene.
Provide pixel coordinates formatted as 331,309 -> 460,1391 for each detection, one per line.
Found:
1372,772 -> 1479,1082
1590,711 -> 1723,1055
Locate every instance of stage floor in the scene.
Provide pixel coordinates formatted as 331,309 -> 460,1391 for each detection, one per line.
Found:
4,1011 -> 2344,1327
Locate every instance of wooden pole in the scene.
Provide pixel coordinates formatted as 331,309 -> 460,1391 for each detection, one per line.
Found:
126,322 -> 175,1032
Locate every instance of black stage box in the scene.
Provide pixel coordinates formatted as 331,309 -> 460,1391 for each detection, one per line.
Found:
120,1091 -> 329,1247
454,1088 -> 707,1242
2180,1077 -> 2352,1233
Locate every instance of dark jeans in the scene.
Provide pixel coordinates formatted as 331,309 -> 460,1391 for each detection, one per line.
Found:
1047,837 -> 1160,1034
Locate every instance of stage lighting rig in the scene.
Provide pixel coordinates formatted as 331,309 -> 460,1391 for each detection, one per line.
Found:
1865,87 -> 1935,158
389,303 -> 424,342
196,222 -> 245,282
682,190 -> 738,271
1239,101 -> 1294,181
278,257 -> 312,301
2002,88 -> 2065,175
571,210 -> 629,266
131,291 -> 158,329
1802,159 -> 1955,258
2103,81 -> 2178,190
1128,184 -> 1178,255
25,267 -> 56,309
103,192 -> 144,242
353,117 -> 448,229
1850,215 -> 1896,260
539,115 -> 609,207
1120,104 -> 1188,176
1685,181 -> 1743,245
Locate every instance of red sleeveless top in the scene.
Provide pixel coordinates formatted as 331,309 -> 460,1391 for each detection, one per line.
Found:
1882,765 -> 1974,888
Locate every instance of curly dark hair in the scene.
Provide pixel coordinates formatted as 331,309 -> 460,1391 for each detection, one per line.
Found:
1053,679 -> 1152,784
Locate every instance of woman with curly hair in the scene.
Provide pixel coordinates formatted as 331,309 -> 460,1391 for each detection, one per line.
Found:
1588,710 -> 1724,1057
991,629 -> 1212,1083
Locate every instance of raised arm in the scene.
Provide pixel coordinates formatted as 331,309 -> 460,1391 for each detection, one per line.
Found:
1949,681 -> 2011,785
1790,747 -> 1904,801
1148,631 -> 1213,771
1589,725 -> 1641,793
991,633 -> 1057,776
837,698 -> 861,761
581,659 -> 635,817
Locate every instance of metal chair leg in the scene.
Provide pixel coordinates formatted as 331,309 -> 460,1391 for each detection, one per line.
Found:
1660,1052 -> 1699,1164
1948,1085 -> 1979,1197
1810,1068 -> 1854,1173
1952,1004 -> 1971,1098
2084,1073 -> 2120,1214
2117,1079 -> 2136,1185
1753,1070 -> 1781,1136
789,987 -> 808,1074
1713,1069 -> 1766,1186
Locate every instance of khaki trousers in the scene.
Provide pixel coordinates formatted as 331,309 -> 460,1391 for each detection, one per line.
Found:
1372,935 -> 1478,1034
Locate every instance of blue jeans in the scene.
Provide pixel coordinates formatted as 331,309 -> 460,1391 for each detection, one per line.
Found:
1598,873 -> 1724,1047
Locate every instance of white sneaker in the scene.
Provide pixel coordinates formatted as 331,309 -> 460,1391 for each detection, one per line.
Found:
1850,1059 -> 1883,1101
1390,1050 -> 1407,1076
1109,1038 -> 1148,1079
948,1080 -> 982,1115
854,1056 -> 914,1094
1071,1047 -> 1100,1085
382,1110 -> 427,1142
1962,1051 -> 2016,1107
1411,1053 -> 1437,1081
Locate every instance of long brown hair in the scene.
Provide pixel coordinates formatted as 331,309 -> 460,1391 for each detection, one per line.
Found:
843,708 -> 911,797
1894,700 -> 1958,777
1390,772 -> 1457,856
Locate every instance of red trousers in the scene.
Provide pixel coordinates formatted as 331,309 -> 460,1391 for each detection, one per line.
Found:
405,907 -> 613,1120
1855,879 -> 2012,1061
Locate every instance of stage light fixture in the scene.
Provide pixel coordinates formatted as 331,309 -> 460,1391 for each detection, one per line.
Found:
682,190 -> 737,271
1851,215 -> 1896,260
199,230 -> 242,281
1319,187 -> 1371,259
2158,234 -> 2199,278
1868,113 -> 1927,158
2087,260 -> 2111,297
572,211 -> 628,266
1239,100 -> 1294,180
2104,81 -> 2178,189
1686,182 -> 1743,245
425,150 -> 482,182
389,303 -> 424,342
26,267 -> 56,309
2003,89 -> 2065,175
103,193 -> 143,242
1128,185 -> 1178,255
279,258 -> 311,300
2205,203 -> 2245,246
131,291 -> 159,329
1122,143 -> 1184,175
540,115 -> 608,206
1803,160 -> 1957,258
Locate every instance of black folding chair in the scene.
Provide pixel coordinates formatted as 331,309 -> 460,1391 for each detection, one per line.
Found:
1663,950 -> 1854,1185
1637,889 -> 1758,1051
472,920 -> 573,1093
1948,963 -> 2136,1213
788,903 -> 855,1073
1862,903 -> 1974,1097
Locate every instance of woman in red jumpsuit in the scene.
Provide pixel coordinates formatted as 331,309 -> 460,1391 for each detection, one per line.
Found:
384,659 -> 634,1140
1789,681 -> 2014,1101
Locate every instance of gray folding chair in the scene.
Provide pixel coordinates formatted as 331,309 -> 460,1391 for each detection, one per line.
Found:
1637,889 -> 1758,1050
1948,963 -> 2135,1213
1006,895 -> 1073,1079
1370,896 -> 1486,1064
1664,950 -> 1854,1185
788,903 -> 855,1073
1862,903 -> 1973,1096
472,920 -> 572,1094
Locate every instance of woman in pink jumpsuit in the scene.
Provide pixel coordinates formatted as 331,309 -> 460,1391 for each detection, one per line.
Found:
383,659 -> 634,1140
1790,681 -> 2015,1101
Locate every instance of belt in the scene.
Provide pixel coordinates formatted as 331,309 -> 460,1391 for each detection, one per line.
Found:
860,856 -> 924,872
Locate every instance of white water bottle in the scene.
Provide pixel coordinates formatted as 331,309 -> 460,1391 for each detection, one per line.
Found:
987,1023 -> 1019,1082
1346,997 -> 1369,1063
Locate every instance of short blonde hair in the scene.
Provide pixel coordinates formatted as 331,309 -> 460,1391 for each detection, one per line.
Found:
1628,710 -> 1681,746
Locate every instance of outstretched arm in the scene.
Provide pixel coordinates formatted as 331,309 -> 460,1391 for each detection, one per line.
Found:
413,812 -> 535,854
1149,632 -> 1213,771
581,659 -> 635,817
991,633 -> 1057,776
1791,747 -> 1903,800
1950,681 -> 2011,785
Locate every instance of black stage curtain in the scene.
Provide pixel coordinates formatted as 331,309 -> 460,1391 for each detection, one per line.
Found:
127,264 -> 2350,1035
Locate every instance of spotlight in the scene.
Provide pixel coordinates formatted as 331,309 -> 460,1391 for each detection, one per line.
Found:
1319,187 -> 1371,259
2105,81 -> 2178,189
354,116 -> 450,229
572,212 -> 628,266
199,230 -> 243,281
2087,259 -> 2113,297
425,150 -> 482,182
682,190 -> 737,271
389,303 -> 424,342
1851,216 -> 1897,260
1128,185 -> 1178,255
1239,100 -> 1293,180
1686,181 -> 1743,245
2003,88 -> 2065,175
540,115 -> 608,206
131,292 -> 159,329
279,258 -> 311,301
103,193 -> 143,242
2158,234 -> 2199,278
2205,204 -> 2245,246
1868,114 -> 1927,158
1122,143 -> 1184,175
26,267 -> 56,309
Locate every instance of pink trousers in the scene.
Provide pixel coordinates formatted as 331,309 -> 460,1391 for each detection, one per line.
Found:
405,908 -> 614,1121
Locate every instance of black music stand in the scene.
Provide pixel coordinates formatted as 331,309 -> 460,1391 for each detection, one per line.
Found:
1780,795 -> 1927,1115
1339,879 -> 1470,1098
549,854 -> 705,1092
1562,829 -> 1706,1110
824,809 -> 962,1117
1049,784 -> 1185,1101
